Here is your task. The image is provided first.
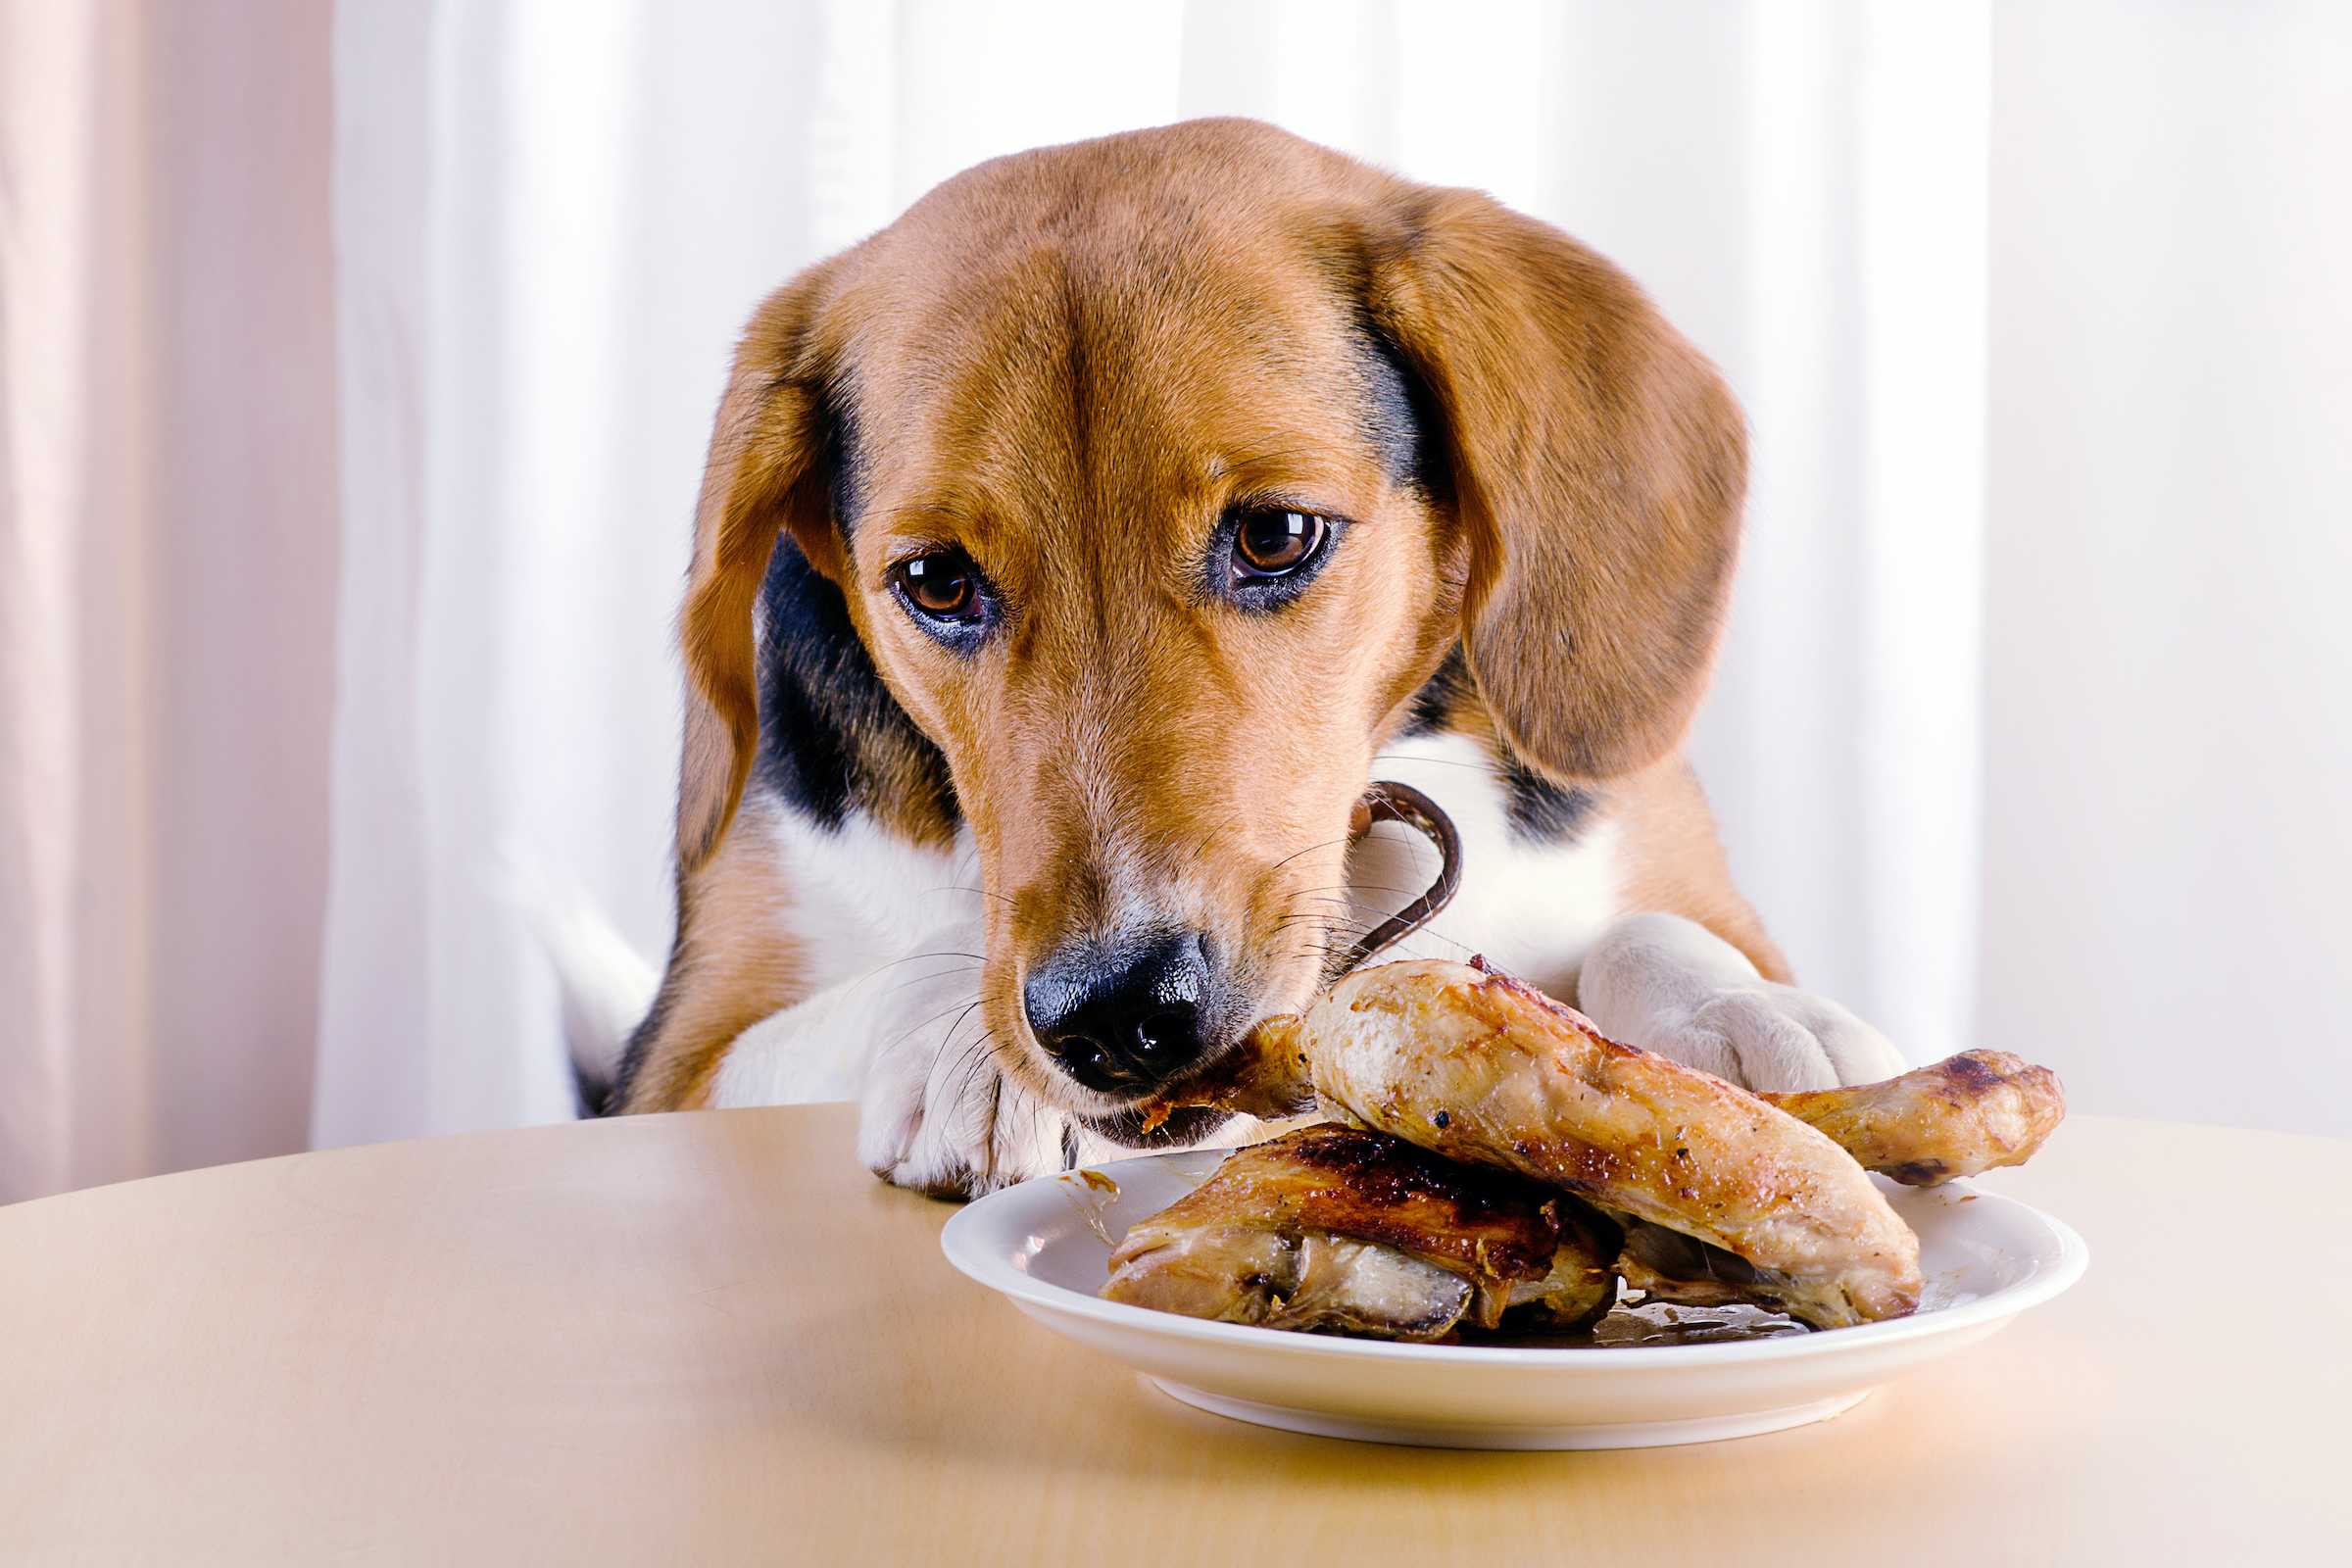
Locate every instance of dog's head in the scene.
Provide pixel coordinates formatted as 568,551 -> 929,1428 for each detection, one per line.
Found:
675,120 -> 1742,1132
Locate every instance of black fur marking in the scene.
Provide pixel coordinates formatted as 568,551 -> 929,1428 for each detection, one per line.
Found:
753,535 -> 959,835
1400,646 -> 1598,845
572,1063 -> 613,1119
824,382 -> 866,539
606,964 -> 676,1114
1402,645 -> 1478,737
1498,757 -> 1599,843
1355,329 -> 1431,492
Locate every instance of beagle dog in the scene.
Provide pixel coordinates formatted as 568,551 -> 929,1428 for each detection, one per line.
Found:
610,119 -> 1902,1195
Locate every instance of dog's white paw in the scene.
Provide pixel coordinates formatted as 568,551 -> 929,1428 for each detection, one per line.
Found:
1621,983 -> 1903,1093
1577,911 -> 1905,1093
847,954 -> 1070,1198
858,1039 -> 1072,1198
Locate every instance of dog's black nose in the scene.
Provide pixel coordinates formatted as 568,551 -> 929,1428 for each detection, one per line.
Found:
1023,930 -> 1213,1095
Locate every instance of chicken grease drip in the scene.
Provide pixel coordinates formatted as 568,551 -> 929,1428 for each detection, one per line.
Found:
1057,1169 -> 1121,1248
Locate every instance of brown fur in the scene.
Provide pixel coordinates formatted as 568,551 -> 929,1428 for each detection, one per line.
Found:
622,120 -> 1768,1118
1602,758 -> 1793,987
624,799 -> 804,1110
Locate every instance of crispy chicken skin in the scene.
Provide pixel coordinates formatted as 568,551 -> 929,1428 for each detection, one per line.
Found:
1100,1124 -> 1620,1340
1253,960 -> 1922,1328
1756,1050 -> 2066,1186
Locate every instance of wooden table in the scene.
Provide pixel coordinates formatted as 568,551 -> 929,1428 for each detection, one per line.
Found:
1,1105 -> 2341,1565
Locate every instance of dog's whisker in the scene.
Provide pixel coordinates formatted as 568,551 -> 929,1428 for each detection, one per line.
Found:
915,885 -> 1001,904
885,1000 -> 995,1070
1267,833 -> 1357,875
1367,754 -> 1497,772
1297,894 -> 1414,921
937,1037 -> 997,1108
848,952 -> 989,996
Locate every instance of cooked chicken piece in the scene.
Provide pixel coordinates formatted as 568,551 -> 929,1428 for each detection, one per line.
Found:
1100,1123 -> 1620,1341
1611,1213 -> 1816,1315
1169,1012 -> 2066,1194
1756,1050 -> 2066,1186
1107,1222 -> 1474,1340
1250,960 -> 1923,1329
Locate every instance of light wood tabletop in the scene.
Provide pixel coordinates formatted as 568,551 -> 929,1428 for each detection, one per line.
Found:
1,1103 -> 2341,1565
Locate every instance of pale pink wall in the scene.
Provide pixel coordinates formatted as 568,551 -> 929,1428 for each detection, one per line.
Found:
0,0 -> 337,1200
2,0 -> 160,1200
142,0 -> 339,1175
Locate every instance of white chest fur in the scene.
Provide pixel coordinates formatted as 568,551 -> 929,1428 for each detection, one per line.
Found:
764,808 -> 982,989
705,810 -> 985,1107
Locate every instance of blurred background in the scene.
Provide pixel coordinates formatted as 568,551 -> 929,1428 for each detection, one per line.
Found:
3,0 -> 2346,1202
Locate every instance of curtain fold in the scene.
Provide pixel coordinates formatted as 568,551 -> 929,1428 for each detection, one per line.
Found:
1982,0 -> 2352,1133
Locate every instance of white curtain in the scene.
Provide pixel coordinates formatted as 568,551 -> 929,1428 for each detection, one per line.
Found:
1983,1 -> 2352,1133
317,0 -> 1994,1145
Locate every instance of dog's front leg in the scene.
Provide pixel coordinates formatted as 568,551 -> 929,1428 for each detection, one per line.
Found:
1575,912 -> 1904,1092
711,922 -> 1073,1197
854,964 -> 1074,1198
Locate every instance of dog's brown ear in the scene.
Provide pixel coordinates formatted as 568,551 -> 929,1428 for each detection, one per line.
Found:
1365,188 -> 1745,782
675,267 -> 846,872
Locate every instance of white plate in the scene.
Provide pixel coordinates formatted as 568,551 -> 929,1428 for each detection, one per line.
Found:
941,1149 -> 2088,1450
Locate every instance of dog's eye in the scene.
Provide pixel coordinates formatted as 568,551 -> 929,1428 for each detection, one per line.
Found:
892,551 -> 984,623
1232,509 -> 1329,579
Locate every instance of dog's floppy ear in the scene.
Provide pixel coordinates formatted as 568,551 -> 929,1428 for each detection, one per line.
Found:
675,266 -> 846,872
1365,188 -> 1745,782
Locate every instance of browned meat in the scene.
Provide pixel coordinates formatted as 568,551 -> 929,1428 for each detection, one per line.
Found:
1100,1123 -> 1619,1341
1250,960 -> 1923,1329
1756,1050 -> 2067,1186
1608,1213 -> 1817,1315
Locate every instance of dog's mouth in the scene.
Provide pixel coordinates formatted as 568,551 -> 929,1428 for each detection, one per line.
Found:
1073,1102 -> 1240,1149
1079,782 -> 1461,1147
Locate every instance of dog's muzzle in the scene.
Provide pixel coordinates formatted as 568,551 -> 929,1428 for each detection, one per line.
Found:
1023,783 -> 1462,1101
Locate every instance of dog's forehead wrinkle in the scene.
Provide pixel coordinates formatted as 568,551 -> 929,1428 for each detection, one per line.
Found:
855,232 -> 1383,477
874,498 -> 975,535
853,366 -> 1395,592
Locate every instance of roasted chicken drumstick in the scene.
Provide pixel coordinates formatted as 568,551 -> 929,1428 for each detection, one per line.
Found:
1756,1050 -> 2065,1186
1242,960 -> 1924,1328
1100,1123 -> 1619,1341
1126,961 -> 2070,1335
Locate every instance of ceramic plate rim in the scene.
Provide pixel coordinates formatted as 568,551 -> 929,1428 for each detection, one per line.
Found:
941,1151 -> 2090,1368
